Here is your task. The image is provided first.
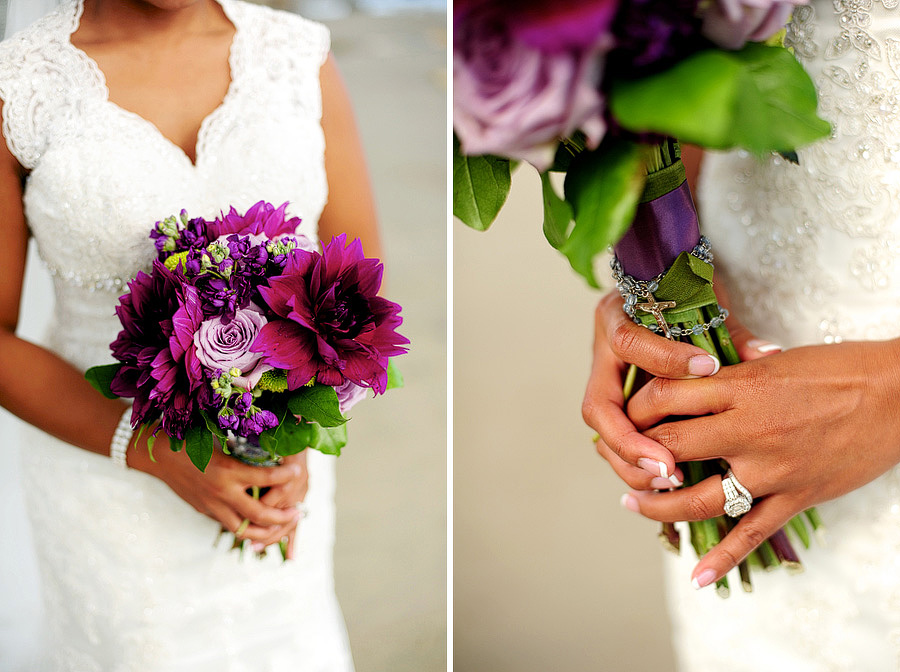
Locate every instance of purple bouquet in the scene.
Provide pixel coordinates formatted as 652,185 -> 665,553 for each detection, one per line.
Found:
454,1 -> 830,594
88,201 -> 408,473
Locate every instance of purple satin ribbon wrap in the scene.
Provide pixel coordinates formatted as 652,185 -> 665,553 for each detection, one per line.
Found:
613,180 -> 701,281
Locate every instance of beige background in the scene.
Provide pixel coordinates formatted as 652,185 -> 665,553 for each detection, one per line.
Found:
453,168 -> 675,671
323,11 -> 447,672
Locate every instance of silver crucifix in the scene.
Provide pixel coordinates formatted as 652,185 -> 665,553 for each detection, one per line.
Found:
635,295 -> 677,340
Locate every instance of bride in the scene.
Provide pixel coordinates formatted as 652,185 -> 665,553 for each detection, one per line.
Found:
0,0 -> 380,668
585,0 -> 900,668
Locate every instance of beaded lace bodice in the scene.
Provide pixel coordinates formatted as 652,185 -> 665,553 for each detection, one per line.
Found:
0,4 -> 354,671
0,0 -> 328,370
700,0 -> 900,346
670,2 -> 900,670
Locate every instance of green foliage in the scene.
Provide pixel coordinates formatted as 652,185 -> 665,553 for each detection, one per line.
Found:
286,384 -> 347,428
610,44 -> 830,153
453,134 -> 512,231
386,359 -> 404,390
84,363 -> 122,399
184,424 -> 214,472
540,171 -> 574,250
272,414 -> 314,456
561,139 -> 646,287
311,424 -> 348,456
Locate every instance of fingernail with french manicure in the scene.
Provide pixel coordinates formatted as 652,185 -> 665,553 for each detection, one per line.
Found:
747,339 -> 783,354
688,354 -> 720,377
251,542 -> 265,553
691,569 -> 717,590
649,473 -> 682,489
637,457 -> 669,479
619,493 -> 640,513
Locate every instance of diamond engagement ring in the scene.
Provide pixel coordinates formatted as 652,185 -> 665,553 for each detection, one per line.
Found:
721,468 -> 753,518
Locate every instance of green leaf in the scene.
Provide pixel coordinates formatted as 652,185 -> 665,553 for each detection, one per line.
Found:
84,363 -> 122,399
286,384 -> 347,427
184,425 -> 214,473
386,359 -> 404,390
453,134 -> 512,231
540,171 -> 574,250
273,416 -> 314,456
146,430 -> 157,462
561,139 -> 646,287
169,435 -> 184,453
609,44 -> 830,153
310,424 -> 347,457
200,411 -> 227,443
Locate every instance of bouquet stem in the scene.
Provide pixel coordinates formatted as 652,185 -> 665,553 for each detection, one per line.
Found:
615,139 -> 821,595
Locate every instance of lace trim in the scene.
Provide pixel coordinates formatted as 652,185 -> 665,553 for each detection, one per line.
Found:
0,0 -> 330,171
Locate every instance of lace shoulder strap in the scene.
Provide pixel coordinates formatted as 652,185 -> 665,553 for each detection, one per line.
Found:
227,0 -> 331,121
0,0 -> 96,170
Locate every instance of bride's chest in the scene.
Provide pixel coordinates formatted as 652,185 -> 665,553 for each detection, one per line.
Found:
24,94 -> 326,290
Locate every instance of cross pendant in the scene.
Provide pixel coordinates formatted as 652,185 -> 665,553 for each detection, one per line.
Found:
635,295 -> 678,339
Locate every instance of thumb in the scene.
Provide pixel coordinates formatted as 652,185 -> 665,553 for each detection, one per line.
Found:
727,313 -> 783,361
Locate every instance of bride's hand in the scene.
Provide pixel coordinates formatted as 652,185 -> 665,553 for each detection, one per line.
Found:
583,290 -> 737,490
621,339 -> 900,588
583,288 -> 781,491
129,431 -> 302,547
258,451 -> 309,559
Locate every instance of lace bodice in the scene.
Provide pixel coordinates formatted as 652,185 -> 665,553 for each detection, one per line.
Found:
670,2 -> 900,670
700,0 -> 900,347
0,0 -> 328,369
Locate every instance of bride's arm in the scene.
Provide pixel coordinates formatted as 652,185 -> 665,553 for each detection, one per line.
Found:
0,103 -> 300,548
316,54 -> 383,260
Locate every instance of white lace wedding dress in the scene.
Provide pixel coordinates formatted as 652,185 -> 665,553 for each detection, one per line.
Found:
0,1 -> 354,670
665,1 -> 900,669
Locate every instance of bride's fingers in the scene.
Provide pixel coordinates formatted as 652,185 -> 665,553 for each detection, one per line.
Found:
620,472 -> 766,522
230,488 -> 301,528
689,498 -> 793,590
627,376 -> 732,432
585,396 -> 678,480
206,502 -> 282,544
641,415 -> 738,463
599,292 -> 722,380
596,437 -> 685,490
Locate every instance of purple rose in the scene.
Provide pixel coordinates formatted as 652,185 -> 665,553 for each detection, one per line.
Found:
453,1 -> 612,170
335,380 -> 368,414
194,306 -> 270,389
702,0 -> 806,50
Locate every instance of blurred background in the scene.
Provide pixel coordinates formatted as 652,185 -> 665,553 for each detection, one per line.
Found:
453,168 -> 675,671
0,1 -> 446,671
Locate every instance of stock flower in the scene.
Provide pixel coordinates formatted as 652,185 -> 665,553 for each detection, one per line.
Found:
194,306 -> 270,388
253,234 -> 409,394
453,0 -> 611,170
702,0 -> 806,50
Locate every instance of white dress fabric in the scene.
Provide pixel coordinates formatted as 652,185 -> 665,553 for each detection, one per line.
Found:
0,1 -> 354,670
665,1 -> 900,669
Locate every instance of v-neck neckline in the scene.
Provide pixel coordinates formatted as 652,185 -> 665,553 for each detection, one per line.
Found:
65,0 -> 239,169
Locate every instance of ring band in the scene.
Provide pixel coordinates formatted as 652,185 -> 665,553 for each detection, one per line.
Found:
722,468 -> 753,518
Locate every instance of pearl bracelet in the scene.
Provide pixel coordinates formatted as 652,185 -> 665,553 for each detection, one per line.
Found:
110,407 -> 134,469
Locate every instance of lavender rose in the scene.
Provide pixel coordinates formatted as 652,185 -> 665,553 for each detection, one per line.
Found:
702,0 -> 807,50
194,306 -> 270,388
453,1 -> 614,170
335,380 -> 368,414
